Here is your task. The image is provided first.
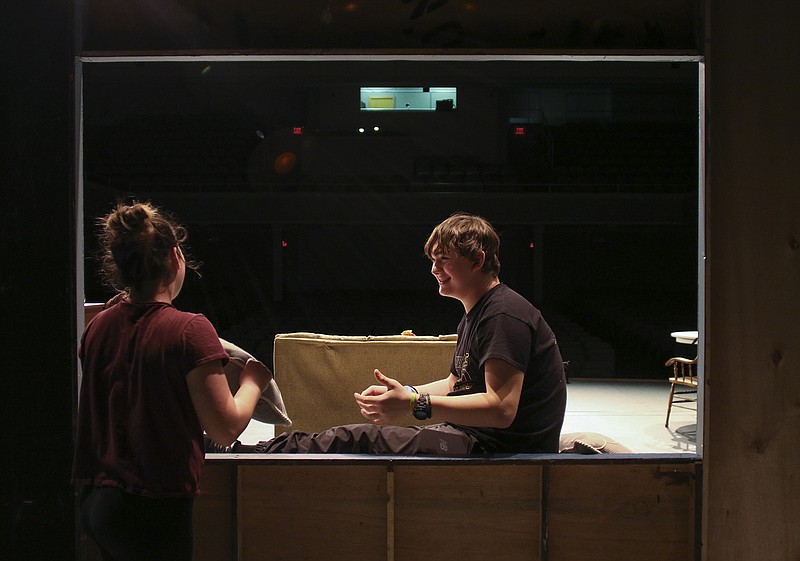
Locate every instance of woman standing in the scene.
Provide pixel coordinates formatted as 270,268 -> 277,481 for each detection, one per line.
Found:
73,201 -> 269,560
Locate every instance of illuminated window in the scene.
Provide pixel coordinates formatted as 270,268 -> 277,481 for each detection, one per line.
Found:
359,87 -> 457,111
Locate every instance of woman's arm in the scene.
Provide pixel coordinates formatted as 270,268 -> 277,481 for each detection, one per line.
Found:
186,359 -> 270,446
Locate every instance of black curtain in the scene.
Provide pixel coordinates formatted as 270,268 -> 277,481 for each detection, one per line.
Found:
1,1 -> 77,559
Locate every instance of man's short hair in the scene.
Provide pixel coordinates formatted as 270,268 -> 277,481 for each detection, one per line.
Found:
424,212 -> 501,276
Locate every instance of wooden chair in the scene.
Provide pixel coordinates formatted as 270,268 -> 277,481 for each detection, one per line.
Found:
664,356 -> 698,427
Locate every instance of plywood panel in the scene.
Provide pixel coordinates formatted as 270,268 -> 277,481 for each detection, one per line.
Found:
238,464 -> 388,561
393,464 -> 542,561
194,463 -> 235,561
548,463 -> 697,561
705,1 -> 800,560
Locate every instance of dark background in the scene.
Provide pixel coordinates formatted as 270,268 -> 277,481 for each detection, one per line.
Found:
81,59 -> 699,378
2,1 -> 701,558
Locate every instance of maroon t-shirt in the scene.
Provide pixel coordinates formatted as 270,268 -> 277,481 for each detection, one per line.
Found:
73,300 -> 228,497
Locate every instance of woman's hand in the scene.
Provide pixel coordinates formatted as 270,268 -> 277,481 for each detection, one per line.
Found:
354,369 -> 415,425
239,359 -> 271,394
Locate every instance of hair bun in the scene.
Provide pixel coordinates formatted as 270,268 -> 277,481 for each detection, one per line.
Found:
97,201 -> 193,292
116,203 -> 154,235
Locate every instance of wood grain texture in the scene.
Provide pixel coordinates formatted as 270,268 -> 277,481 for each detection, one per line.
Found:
548,463 -> 697,561
238,464 -> 388,561
393,464 -> 542,561
705,0 -> 800,559
194,463 -> 236,561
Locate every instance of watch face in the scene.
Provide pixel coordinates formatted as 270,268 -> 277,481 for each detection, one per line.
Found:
413,393 -> 430,420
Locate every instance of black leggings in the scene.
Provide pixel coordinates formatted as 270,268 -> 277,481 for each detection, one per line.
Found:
80,486 -> 194,561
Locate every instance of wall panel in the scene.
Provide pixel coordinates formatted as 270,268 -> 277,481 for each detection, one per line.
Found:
704,0 -> 800,559
196,458 -> 699,561
194,463 -> 236,561
394,464 -> 541,561
238,464 -> 388,561
548,463 -> 698,561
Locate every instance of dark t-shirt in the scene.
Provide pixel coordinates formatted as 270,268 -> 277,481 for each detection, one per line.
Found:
448,284 -> 567,453
73,301 -> 228,497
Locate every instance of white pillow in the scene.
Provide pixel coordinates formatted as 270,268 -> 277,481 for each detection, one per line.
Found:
220,338 -> 292,426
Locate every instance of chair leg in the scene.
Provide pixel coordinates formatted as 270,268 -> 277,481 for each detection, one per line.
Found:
665,383 -> 676,427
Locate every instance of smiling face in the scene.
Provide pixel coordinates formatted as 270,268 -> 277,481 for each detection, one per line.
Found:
430,244 -> 491,311
425,213 -> 502,310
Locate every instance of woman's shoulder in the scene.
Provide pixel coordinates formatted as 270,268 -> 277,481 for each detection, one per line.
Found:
159,305 -> 215,330
129,301 -> 214,332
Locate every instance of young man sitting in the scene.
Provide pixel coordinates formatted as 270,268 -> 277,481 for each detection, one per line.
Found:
242,212 -> 567,455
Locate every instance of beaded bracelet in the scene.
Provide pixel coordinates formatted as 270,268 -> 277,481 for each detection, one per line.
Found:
404,385 -> 418,411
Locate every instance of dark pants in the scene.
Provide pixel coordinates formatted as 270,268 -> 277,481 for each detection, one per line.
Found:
80,486 -> 194,561
252,423 -> 479,455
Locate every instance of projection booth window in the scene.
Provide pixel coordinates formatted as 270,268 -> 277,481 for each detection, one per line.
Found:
360,87 -> 457,111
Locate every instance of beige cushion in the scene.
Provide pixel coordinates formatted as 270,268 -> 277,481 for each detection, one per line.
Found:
559,432 -> 632,454
220,338 -> 292,426
273,332 -> 457,434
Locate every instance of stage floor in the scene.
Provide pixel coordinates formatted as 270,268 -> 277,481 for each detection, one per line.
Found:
560,379 -> 698,454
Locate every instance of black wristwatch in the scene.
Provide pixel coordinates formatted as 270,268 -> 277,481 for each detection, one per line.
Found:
412,392 -> 432,420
